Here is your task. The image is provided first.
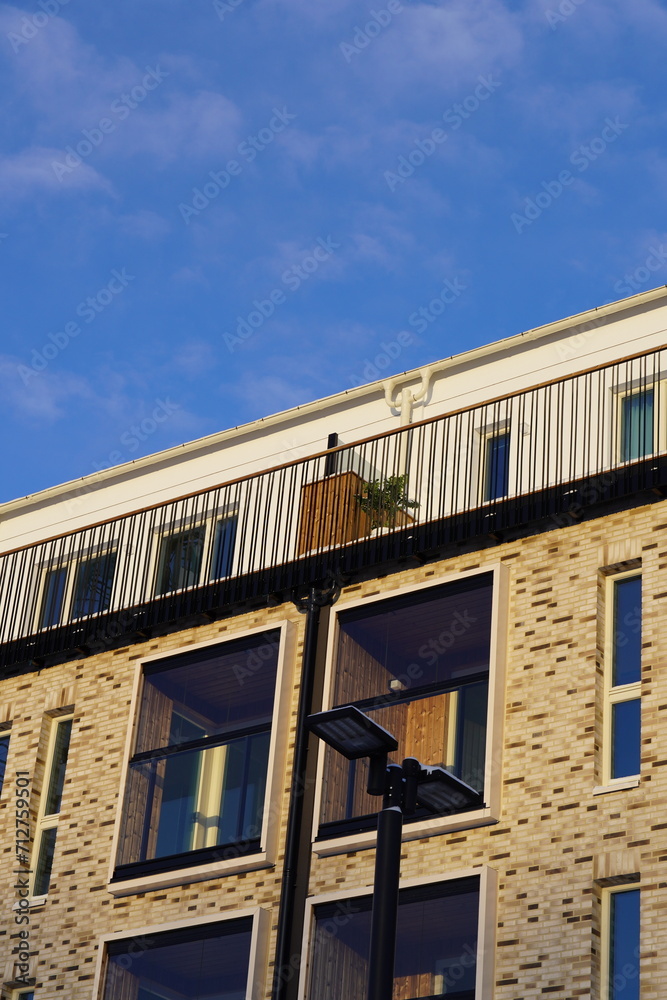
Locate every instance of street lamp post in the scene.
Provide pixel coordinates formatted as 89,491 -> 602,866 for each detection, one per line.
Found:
306,704 -> 482,1000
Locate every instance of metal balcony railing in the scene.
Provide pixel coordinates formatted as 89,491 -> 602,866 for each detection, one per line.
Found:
2,346 -> 667,670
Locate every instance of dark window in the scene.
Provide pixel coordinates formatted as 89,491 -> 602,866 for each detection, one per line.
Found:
0,733 -> 9,796
115,632 -> 280,878
484,432 -> 510,501
156,526 -> 205,595
39,566 -> 67,628
320,575 -> 492,836
621,389 -> 654,462
102,918 -> 253,1000
33,717 -> 72,895
610,575 -> 641,780
609,889 -> 640,1000
211,516 -> 238,580
612,577 -> 641,687
309,877 -> 479,1000
71,552 -> 116,618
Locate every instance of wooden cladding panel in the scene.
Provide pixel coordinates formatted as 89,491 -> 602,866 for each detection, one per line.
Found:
297,472 -> 371,555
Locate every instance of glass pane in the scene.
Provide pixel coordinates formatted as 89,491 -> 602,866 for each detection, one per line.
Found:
136,632 -> 280,753
322,683 -> 487,826
120,732 -> 270,865
621,389 -> 654,461
33,826 -> 58,895
211,516 -> 238,580
334,575 -> 493,705
609,889 -> 640,1000
0,734 -> 9,796
156,527 -> 205,595
39,566 -> 67,628
310,880 -> 479,1000
103,919 -> 253,1000
44,719 -> 72,816
71,552 -> 116,617
612,700 -> 641,778
613,577 -> 641,687
484,432 -> 510,501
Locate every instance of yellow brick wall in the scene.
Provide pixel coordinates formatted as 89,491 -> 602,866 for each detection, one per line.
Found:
1,499 -> 666,998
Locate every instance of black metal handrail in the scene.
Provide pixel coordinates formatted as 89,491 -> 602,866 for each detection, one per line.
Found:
1,346 -> 666,670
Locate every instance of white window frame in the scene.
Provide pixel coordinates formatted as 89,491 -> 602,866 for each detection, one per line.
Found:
297,866 -> 497,1000
33,544 -> 118,631
612,377 -> 667,465
91,907 -> 269,1000
599,884 -> 641,1000
150,504 -> 239,598
310,563 -> 508,857
601,570 -> 642,788
107,619 -> 295,896
30,712 -> 73,901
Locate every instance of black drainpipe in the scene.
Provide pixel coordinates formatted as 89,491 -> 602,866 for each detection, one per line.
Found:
272,579 -> 338,1000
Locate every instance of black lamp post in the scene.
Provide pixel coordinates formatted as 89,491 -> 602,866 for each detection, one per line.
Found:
306,704 -> 482,1000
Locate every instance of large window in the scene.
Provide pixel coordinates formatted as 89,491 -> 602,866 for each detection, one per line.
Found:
114,632 -> 280,878
604,887 -> 640,1000
37,552 -> 116,628
102,917 -> 253,1000
319,574 -> 493,837
308,877 -> 480,1000
32,715 -> 73,896
605,574 -> 641,782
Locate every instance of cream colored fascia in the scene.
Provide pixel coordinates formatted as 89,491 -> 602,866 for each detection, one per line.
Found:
29,714 -> 73,899
106,619 -> 296,897
601,570 -> 642,787
90,906 -> 270,1000
599,885 -> 641,1000
296,866 -> 497,1000
310,564 -> 507,857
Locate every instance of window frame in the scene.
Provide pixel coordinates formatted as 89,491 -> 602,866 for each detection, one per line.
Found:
297,867 -> 497,1000
599,885 -> 641,1000
310,564 -> 508,858
150,506 -> 239,598
34,545 -> 118,631
106,619 -> 295,897
30,713 -> 73,901
613,377 -> 666,465
602,570 -> 642,787
0,725 -> 11,798
92,907 -> 269,1000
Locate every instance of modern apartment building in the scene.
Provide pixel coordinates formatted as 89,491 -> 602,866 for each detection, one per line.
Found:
1,286 -> 666,1000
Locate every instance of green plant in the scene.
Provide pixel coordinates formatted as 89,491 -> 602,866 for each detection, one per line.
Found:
354,474 -> 420,529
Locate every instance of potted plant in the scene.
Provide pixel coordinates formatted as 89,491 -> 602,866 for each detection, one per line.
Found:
354,474 -> 420,530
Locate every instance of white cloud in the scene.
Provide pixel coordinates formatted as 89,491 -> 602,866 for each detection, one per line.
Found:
0,354 -> 95,421
0,146 -> 113,202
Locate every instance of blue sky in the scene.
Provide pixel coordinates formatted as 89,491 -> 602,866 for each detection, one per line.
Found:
1,0 -> 667,503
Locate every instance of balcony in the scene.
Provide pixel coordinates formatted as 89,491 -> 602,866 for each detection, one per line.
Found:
1,346 -> 666,671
